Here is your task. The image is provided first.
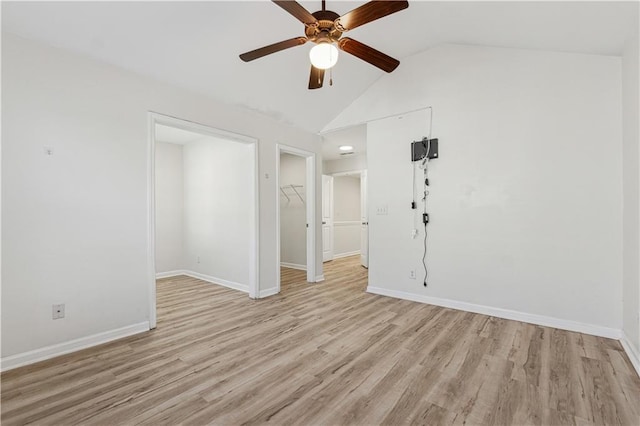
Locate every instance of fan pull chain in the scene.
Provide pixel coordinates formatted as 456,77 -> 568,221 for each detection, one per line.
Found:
329,67 -> 333,86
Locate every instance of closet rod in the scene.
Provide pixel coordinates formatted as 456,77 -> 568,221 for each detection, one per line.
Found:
279,184 -> 305,205
279,186 -> 290,202
290,185 -> 305,205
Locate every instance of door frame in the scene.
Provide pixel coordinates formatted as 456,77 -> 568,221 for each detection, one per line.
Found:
147,112 -> 260,328
329,169 -> 368,264
276,144 -> 317,292
322,174 -> 334,262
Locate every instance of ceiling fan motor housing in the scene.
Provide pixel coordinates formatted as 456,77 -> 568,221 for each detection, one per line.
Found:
306,10 -> 342,43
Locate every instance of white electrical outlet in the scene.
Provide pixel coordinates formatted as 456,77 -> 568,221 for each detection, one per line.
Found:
411,229 -> 418,239
409,270 -> 416,279
52,304 -> 65,320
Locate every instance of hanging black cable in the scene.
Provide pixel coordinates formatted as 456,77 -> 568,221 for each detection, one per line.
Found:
423,221 -> 428,287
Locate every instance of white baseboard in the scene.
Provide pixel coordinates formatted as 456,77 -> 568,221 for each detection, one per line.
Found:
258,287 -> 280,298
155,270 -> 187,279
315,274 -> 325,282
333,250 -> 361,260
366,286 -> 621,340
280,262 -> 306,271
0,322 -> 150,372
183,271 -> 249,293
620,332 -> 640,378
156,270 -> 249,294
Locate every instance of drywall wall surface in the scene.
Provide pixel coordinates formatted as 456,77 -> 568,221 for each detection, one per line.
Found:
279,153 -> 307,268
155,142 -> 184,273
333,176 -> 360,222
333,224 -> 360,257
323,154 -> 367,175
333,44 -> 623,330
182,137 -> 252,286
1,34 -> 322,359
622,32 -> 640,351
333,176 -> 361,256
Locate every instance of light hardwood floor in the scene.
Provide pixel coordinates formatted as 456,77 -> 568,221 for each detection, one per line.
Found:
2,256 -> 639,425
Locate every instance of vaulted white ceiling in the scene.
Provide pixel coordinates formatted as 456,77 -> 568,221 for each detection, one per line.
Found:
2,1 -> 638,133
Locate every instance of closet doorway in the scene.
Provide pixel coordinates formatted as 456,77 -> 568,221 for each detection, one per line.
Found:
276,145 -> 317,293
148,113 -> 258,328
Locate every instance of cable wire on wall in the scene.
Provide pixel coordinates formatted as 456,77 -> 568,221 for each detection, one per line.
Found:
410,107 -> 435,288
420,138 -> 431,287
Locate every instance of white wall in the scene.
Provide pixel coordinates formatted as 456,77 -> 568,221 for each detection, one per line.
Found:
333,176 -> 361,256
182,137 -> 252,287
323,154 -> 367,175
155,142 -> 184,273
1,34 -> 323,363
328,44 -> 623,334
622,31 -> 640,359
279,153 -> 307,268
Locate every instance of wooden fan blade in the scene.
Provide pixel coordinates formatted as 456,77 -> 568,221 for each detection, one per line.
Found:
272,0 -> 318,26
338,37 -> 399,72
309,65 -> 325,89
335,0 -> 408,31
240,37 -> 308,62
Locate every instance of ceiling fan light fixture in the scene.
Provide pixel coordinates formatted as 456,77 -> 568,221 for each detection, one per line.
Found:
309,42 -> 339,70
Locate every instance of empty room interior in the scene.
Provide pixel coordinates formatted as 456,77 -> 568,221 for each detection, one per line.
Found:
1,1 -> 639,425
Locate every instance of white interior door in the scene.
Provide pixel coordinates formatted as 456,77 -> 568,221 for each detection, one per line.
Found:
360,170 -> 369,268
322,175 -> 334,262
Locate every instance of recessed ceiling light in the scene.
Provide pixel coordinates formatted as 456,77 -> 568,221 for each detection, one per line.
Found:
339,145 -> 354,151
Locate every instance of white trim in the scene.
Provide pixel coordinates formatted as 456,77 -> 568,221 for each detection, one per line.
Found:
305,152 -> 317,283
149,111 -> 257,144
251,137 -> 260,299
280,262 -> 306,271
366,286 -> 622,340
0,322 -> 150,372
155,270 -> 187,279
315,275 -> 325,282
183,271 -> 249,293
156,269 -> 249,292
333,250 -> 361,259
334,220 -> 361,227
147,115 -> 157,329
259,288 -> 280,298
621,332 -> 640,377
148,112 -> 259,309
275,149 -> 281,295
275,144 -> 318,296
330,169 -> 366,178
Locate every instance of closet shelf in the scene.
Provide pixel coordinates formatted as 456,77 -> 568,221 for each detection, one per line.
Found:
280,184 -> 305,204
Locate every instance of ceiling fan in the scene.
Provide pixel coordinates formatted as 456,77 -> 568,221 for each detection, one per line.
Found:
239,0 -> 409,89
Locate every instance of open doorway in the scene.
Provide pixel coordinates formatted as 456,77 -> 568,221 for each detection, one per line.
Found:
148,113 -> 258,329
276,145 -> 317,294
322,171 -> 368,268
321,124 -> 369,274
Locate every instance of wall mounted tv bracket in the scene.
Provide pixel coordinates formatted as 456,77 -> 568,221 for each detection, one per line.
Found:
411,137 -> 438,162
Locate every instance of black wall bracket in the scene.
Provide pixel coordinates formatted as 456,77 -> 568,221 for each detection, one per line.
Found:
411,137 -> 439,162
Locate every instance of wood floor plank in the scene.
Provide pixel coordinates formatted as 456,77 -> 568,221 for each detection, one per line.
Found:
1,255 -> 638,425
